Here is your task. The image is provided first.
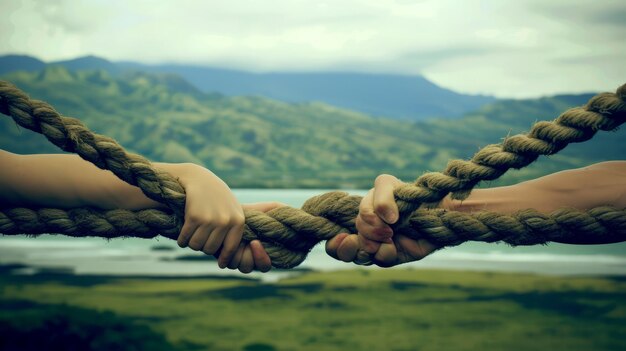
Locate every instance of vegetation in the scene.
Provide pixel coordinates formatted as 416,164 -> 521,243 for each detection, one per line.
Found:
1,265 -> 625,351
0,66 -> 623,188
0,300 -> 183,351
0,54 -> 496,120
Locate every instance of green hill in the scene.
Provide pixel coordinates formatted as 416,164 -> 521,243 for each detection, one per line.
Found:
0,54 -> 496,121
1,66 -> 623,189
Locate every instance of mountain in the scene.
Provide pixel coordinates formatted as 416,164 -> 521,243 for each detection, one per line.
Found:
0,55 -> 45,75
0,66 -> 622,189
119,64 -> 496,120
0,54 -> 495,121
53,55 -> 121,73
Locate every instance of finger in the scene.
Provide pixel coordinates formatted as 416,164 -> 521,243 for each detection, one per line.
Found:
177,221 -> 198,247
239,246 -> 254,274
374,242 -> 398,267
217,223 -> 244,268
250,240 -> 271,272
396,235 -> 439,263
187,225 -> 212,251
227,243 -> 246,269
358,232 -> 383,254
202,226 -> 229,256
336,234 -> 360,262
374,174 -> 401,224
356,215 -> 393,243
326,233 -> 349,259
358,189 -> 378,226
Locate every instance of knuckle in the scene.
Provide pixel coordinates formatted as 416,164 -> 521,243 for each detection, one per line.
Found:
359,191 -> 373,208
360,231 -> 377,241
231,214 -> 245,227
373,225 -> 392,237
374,203 -> 389,216
375,174 -> 392,186
213,215 -> 229,228
359,211 -> 378,225
185,214 -> 203,225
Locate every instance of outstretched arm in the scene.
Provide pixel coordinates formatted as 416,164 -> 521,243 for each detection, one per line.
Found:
0,150 -> 274,273
326,161 -> 626,266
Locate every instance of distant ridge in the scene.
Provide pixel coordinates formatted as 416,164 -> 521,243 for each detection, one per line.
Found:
53,55 -> 121,73
0,65 -> 618,189
0,54 -> 495,121
0,55 -> 45,74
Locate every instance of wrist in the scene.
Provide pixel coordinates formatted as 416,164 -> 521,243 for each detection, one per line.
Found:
156,163 -> 205,187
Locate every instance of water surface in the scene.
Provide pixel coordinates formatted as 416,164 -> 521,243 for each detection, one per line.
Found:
1,189 -> 625,281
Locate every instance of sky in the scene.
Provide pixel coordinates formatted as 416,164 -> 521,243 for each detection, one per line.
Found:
0,0 -> 624,98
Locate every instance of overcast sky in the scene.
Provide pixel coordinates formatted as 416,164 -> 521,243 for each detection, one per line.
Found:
1,0 -> 624,97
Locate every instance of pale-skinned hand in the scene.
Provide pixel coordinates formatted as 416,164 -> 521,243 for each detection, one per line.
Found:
223,202 -> 286,273
175,164 -> 246,269
326,174 -> 439,266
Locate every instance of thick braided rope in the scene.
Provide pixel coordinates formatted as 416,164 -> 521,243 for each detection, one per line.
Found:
0,82 -> 187,218
391,85 -> 626,211
1,81 -> 625,268
3,205 -> 625,247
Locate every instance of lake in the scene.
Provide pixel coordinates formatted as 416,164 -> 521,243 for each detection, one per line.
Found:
1,188 -> 625,281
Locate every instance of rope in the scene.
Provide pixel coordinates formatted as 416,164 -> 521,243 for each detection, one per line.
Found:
1,81 -> 625,268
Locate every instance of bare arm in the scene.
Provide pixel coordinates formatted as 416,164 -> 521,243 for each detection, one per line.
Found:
327,161 -> 626,266
0,150 -> 274,273
1,149 -> 186,210
447,161 -> 626,215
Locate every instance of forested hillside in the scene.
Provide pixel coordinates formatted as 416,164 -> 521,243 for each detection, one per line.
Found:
0,54 -> 495,121
1,66 -> 622,188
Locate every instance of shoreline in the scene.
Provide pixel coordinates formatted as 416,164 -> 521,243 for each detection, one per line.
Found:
3,234 -> 626,282
3,260 -> 626,284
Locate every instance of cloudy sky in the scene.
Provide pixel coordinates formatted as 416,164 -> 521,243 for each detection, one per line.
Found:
1,0 -> 624,97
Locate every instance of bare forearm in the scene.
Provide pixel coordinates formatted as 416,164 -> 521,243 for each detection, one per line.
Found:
445,161 -> 626,244
0,150 -> 196,210
450,161 -> 626,214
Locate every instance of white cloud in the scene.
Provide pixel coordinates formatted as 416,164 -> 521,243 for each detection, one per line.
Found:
0,0 -> 624,97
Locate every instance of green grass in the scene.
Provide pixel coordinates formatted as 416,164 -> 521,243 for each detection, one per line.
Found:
1,266 -> 625,351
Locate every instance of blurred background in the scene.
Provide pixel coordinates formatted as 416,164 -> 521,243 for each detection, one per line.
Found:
1,1 -> 625,350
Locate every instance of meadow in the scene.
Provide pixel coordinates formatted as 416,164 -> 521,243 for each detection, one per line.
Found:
1,264 -> 625,351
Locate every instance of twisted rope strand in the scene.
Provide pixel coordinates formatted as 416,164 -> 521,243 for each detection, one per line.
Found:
394,86 -> 626,214
3,204 -> 624,250
1,81 -> 625,268
0,82 -> 187,217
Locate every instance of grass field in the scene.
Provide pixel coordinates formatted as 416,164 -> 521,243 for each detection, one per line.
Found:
1,264 -> 625,351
